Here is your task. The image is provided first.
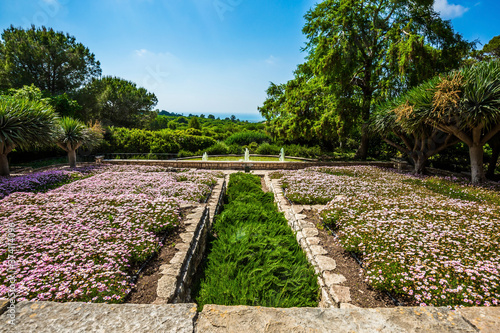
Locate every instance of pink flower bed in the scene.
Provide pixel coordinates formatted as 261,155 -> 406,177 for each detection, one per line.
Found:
272,166 -> 500,308
0,166 -> 222,303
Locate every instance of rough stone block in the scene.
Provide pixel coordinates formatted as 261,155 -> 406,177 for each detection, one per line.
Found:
292,206 -> 304,214
156,274 -> 178,300
185,224 -> 197,232
295,231 -> 304,243
323,272 -> 347,286
306,237 -> 321,246
180,232 -> 194,243
175,243 -> 190,251
330,285 -> 352,304
303,228 -> 319,237
159,263 -> 182,277
310,245 -> 328,256
295,213 -> 307,220
0,300 -> 7,316
315,255 -> 336,272
195,305 -> 477,333
340,303 -> 360,309
457,307 -> 500,333
169,251 -> 187,265
0,302 -> 196,333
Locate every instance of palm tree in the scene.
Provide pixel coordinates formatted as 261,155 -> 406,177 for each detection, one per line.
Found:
55,117 -> 103,168
0,96 -> 58,176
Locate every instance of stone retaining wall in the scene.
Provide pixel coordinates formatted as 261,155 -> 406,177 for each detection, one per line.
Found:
102,159 -> 394,170
155,177 -> 226,304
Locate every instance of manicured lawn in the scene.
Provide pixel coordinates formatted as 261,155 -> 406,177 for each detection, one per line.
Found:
185,156 -> 304,162
0,166 -> 223,303
271,166 -> 500,307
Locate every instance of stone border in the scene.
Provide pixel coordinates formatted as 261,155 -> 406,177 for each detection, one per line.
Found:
195,304 -> 499,333
103,159 -> 394,171
0,300 -> 7,316
155,177 -> 226,304
0,301 -> 197,333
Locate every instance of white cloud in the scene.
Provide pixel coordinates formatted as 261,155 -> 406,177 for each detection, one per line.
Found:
134,49 -> 148,57
265,55 -> 278,65
433,0 -> 469,19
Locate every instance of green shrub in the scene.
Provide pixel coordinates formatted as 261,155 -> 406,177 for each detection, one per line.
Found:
177,149 -> 195,158
227,144 -> 243,154
225,131 -> 272,146
283,144 -> 321,158
202,141 -> 230,155
256,142 -> 280,155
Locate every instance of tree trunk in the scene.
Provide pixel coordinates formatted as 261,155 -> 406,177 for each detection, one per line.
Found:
414,153 -> 428,175
469,144 -> 485,184
355,132 -> 369,160
486,140 -> 499,179
0,154 -> 9,177
68,150 -> 77,168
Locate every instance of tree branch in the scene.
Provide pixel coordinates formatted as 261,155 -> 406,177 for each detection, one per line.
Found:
481,122 -> 500,145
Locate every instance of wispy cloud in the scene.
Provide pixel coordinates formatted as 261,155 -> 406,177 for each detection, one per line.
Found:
433,0 -> 469,19
265,55 -> 278,65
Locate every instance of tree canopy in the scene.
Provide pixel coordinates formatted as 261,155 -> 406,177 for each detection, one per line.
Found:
75,76 -> 158,128
261,0 -> 473,159
0,25 -> 101,95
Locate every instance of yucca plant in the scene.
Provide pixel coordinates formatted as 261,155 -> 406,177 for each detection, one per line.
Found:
0,96 -> 58,176
55,117 -> 103,168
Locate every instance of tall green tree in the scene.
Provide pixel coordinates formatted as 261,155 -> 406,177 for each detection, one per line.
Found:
75,76 -> 158,128
0,95 -> 58,176
302,0 -> 472,159
188,117 -> 202,130
0,25 -> 101,94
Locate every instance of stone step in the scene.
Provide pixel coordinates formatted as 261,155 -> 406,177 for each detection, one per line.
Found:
195,305 -> 492,333
0,302 -> 197,333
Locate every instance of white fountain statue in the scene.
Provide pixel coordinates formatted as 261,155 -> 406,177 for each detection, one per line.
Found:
244,148 -> 250,162
279,148 -> 285,162
202,152 -> 208,161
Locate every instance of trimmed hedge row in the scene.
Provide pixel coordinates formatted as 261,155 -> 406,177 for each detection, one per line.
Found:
98,127 -> 216,154
197,173 -> 319,308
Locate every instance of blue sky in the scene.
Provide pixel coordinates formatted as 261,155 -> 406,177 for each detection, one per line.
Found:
0,0 -> 498,121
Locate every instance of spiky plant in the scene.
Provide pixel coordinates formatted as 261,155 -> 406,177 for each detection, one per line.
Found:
55,117 -> 103,168
0,96 -> 58,176
408,60 -> 500,183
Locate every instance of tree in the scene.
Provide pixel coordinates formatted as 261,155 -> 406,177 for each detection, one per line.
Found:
188,117 -> 202,130
208,114 -> 215,119
371,80 -> 459,174
397,60 -> 500,183
482,36 -> 500,59
0,95 -> 58,176
486,133 -> 500,179
302,0 -> 472,159
75,76 -> 158,128
259,64 -> 354,147
55,117 -> 103,168
0,25 -> 101,94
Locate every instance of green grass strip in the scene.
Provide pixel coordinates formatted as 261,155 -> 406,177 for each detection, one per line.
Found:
197,173 -> 319,308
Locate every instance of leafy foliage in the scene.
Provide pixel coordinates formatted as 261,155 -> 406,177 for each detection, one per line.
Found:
0,25 -> 101,94
197,173 -> 319,308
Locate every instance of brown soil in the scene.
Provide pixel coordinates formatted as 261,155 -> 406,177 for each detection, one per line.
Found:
125,229 -> 183,304
304,209 -> 397,308
260,175 -> 269,192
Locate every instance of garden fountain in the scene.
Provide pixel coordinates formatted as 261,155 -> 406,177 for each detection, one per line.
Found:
244,148 -> 250,162
202,152 -> 208,161
279,148 -> 285,162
